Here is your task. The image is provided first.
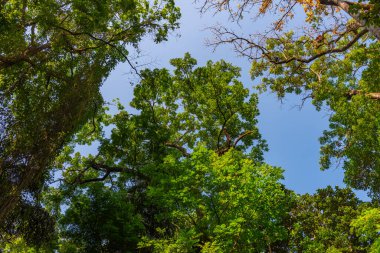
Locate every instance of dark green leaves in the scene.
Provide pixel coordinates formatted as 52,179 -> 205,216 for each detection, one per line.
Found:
0,0 -> 180,243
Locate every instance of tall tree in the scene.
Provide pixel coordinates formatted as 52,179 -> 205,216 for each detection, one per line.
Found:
46,54 -> 294,252
199,0 -> 380,198
288,186 -> 367,252
53,53 -> 267,187
0,0 -> 180,241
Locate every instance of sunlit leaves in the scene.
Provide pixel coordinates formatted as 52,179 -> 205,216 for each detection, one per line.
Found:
141,147 -> 294,252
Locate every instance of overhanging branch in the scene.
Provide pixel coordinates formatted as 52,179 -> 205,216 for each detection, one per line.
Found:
270,28 -> 368,64
74,162 -> 147,184
319,0 -> 379,40
347,90 -> 380,100
0,43 -> 51,69
165,142 -> 190,157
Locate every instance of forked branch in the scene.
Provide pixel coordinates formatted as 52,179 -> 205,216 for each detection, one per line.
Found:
74,162 -> 147,184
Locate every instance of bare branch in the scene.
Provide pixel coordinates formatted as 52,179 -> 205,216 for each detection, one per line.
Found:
209,26 -> 368,66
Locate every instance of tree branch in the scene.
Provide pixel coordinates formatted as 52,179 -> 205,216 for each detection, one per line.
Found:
319,0 -> 379,40
233,130 -> 253,147
319,0 -> 372,10
74,162 -> 147,184
164,142 -> 190,157
271,28 -> 368,64
347,89 -> 380,100
0,43 -> 51,69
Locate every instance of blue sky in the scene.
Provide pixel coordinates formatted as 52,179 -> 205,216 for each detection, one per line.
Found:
100,1 -> 368,199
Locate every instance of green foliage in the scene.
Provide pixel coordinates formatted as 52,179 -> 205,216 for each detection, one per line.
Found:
41,53 -> 380,252
0,0 -> 180,244
251,29 -> 380,198
288,186 -> 366,252
43,54 -> 293,252
0,237 -> 51,253
2,0 -> 379,248
351,207 -> 380,253
353,0 -> 380,27
200,0 -> 380,199
139,147 -> 294,252
58,184 -> 144,253
54,53 -> 266,187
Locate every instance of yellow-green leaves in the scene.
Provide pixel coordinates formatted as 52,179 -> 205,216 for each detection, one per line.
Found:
145,147 -> 293,252
351,208 -> 380,253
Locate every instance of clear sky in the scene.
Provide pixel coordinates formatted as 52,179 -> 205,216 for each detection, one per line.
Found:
100,1 -> 368,199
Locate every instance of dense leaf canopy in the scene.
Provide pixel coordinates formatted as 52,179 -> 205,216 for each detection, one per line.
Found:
46,54 -> 282,251
21,55 -> 374,252
0,0 -> 180,242
1,0 -> 380,252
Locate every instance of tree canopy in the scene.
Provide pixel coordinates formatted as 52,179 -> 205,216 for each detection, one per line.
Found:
7,54 -> 372,252
200,0 -> 380,198
1,1 -> 380,252
0,0 -> 180,238
45,54 -> 285,251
